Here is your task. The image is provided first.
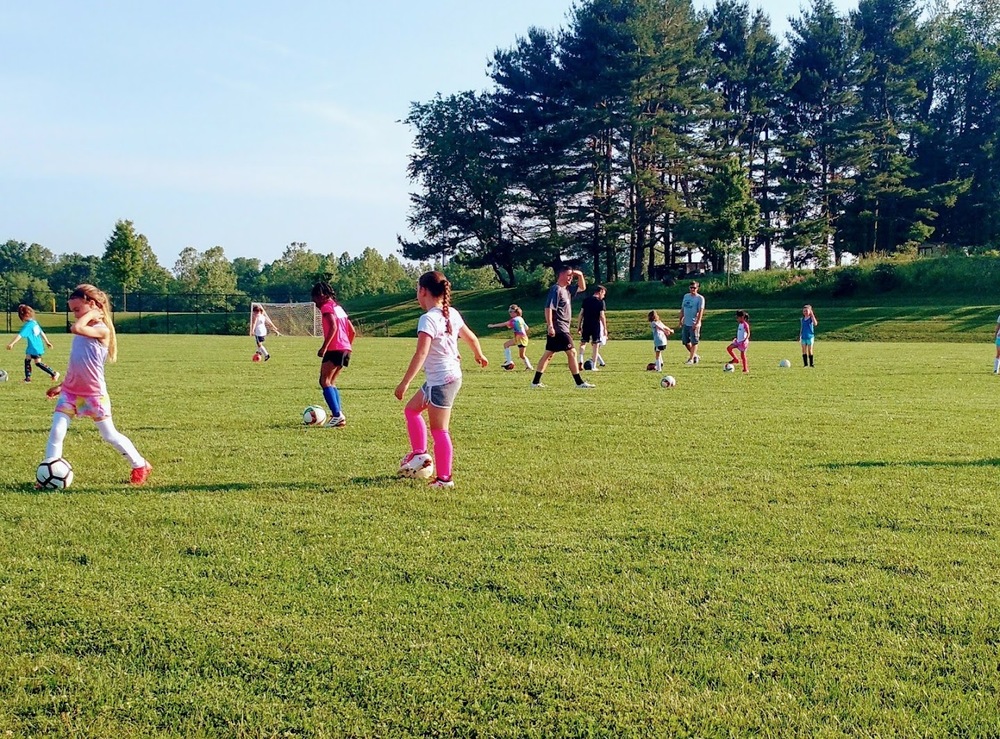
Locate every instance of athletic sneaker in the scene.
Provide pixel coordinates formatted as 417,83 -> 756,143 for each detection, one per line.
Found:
130,462 -> 152,486
324,414 -> 346,428
693,355 -> 701,364
530,382 -> 546,388
52,372 -> 60,383
264,354 -> 271,362
684,359 -> 694,365
398,452 -> 433,477
428,477 -> 455,489
575,381 -> 596,389
524,363 -> 534,370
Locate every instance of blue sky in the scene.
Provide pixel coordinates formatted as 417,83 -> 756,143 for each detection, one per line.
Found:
1,0 -> 845,272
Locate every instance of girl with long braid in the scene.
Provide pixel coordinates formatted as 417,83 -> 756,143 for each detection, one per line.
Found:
42,284 -> 152,486
394,271 -> 488,488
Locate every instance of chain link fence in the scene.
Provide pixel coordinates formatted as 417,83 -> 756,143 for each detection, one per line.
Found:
3,287 -> 390,336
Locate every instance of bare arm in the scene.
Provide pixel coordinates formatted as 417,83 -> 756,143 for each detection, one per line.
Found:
544,306 -> 555,336
574,270 -> 586,293
395,332 -> 433,400
72,311 -> 109,341
40,330 -> 53,348
317,312 -> 337,357
459,325 -> 489,367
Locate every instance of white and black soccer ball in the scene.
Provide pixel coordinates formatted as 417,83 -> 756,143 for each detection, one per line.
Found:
302,405 -> 327,426
0,369 -> 8,382
36,457 -> 74,490
502,362 -> 515,371
778,359 -> 792,368
724,363 -> 735,373
660,375 -> 676,388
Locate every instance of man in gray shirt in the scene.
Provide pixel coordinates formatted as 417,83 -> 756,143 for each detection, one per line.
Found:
678,280 -> 705,365
531,265 -> 595,389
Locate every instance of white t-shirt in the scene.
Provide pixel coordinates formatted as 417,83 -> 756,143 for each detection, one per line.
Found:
418,306 -> 466,386
252,314 -> 268,338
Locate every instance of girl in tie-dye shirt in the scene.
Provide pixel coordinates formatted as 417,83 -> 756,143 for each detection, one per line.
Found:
42,284 -> 152,486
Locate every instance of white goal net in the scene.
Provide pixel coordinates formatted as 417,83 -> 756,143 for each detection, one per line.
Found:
257,302 -> 321,337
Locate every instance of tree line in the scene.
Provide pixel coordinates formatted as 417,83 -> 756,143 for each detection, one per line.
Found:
399,0 -> 1000,285
1,221 -> 497,313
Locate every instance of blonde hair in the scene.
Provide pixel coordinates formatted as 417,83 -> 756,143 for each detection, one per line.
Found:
508,304 -> 522,316
69,284 -> 118,362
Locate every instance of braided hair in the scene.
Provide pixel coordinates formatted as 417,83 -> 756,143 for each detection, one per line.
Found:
418,271 -> 452,335
311,281 -> 337,302
69,284 -> 118,362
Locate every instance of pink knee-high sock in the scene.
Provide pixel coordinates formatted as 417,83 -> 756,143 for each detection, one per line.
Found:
727,346 -> 738,362
404,407 -> 427,454
740,353 -> 748,371
431,429 -> 453,480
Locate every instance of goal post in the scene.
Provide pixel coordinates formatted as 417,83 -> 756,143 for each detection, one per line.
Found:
256,302 -> 322,337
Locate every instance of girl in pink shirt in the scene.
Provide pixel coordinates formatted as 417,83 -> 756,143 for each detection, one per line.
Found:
42,284 -> 151,486
312,281 -> 356,428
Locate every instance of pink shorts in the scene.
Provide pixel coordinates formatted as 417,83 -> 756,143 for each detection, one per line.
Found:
730,339 -> 749,352
55,391 -> 113,422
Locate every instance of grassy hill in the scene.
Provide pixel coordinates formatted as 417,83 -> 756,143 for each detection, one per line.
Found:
348,256 -> 1000,343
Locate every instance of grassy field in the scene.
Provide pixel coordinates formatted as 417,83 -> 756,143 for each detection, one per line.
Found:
1,333 -> 999,736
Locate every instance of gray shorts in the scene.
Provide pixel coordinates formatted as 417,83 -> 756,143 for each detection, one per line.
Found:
681,325 -> 700,345
421,378 -> 462,409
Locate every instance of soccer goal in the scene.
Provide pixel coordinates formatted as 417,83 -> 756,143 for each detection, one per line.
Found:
256,302 -> 321,337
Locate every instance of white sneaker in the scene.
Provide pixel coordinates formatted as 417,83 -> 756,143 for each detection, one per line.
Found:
684,359 -> 695,365
398,452 -> 433,478
324,414 -> 346,428
693,355 -> 701,364
428,477 -> 455,489
52,371 -> 61,383
575,381 -> 596,389
524,363 -> 534,371
530,382 -> 546,388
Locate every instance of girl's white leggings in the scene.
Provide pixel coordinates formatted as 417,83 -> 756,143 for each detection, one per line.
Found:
45,412 -> 145,468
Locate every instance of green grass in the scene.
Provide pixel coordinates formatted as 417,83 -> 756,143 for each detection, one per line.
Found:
2,334 -> 1000,736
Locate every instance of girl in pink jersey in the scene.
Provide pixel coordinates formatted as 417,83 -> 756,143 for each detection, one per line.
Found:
312,281 -> 356,428
43,284 -> 151,486
394,271 -> 488,488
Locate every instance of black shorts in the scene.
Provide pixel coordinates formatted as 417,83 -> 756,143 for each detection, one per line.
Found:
545,331 -> 574,353
322,350 -> 351,367
581,325 -> 601,344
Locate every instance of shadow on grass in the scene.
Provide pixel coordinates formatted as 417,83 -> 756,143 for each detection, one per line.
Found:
1,481 -> 332,496
347,474 -> 406,487
821,458 -> 1000,469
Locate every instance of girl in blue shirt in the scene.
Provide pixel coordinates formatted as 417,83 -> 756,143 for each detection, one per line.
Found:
799,305 -> 818,367
6,304 -> 59,383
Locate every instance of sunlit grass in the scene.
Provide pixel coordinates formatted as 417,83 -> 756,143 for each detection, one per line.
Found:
1,334 -> 999,736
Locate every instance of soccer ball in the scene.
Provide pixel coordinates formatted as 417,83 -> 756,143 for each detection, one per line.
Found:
778,359 -> 792,368
502,362 -> 515,371
724,363 -> 735,372
0,369 -> 8,382
693,355 -> 701,364
36,457 -> 73,490
583,359 -> 594,371
302,405 -> 327,426
646,362 -> 657,371
252,353 -> 261,363
660,375 -> 676,388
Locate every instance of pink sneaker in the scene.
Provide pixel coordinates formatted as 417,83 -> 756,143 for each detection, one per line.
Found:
130,462 -> 152,485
